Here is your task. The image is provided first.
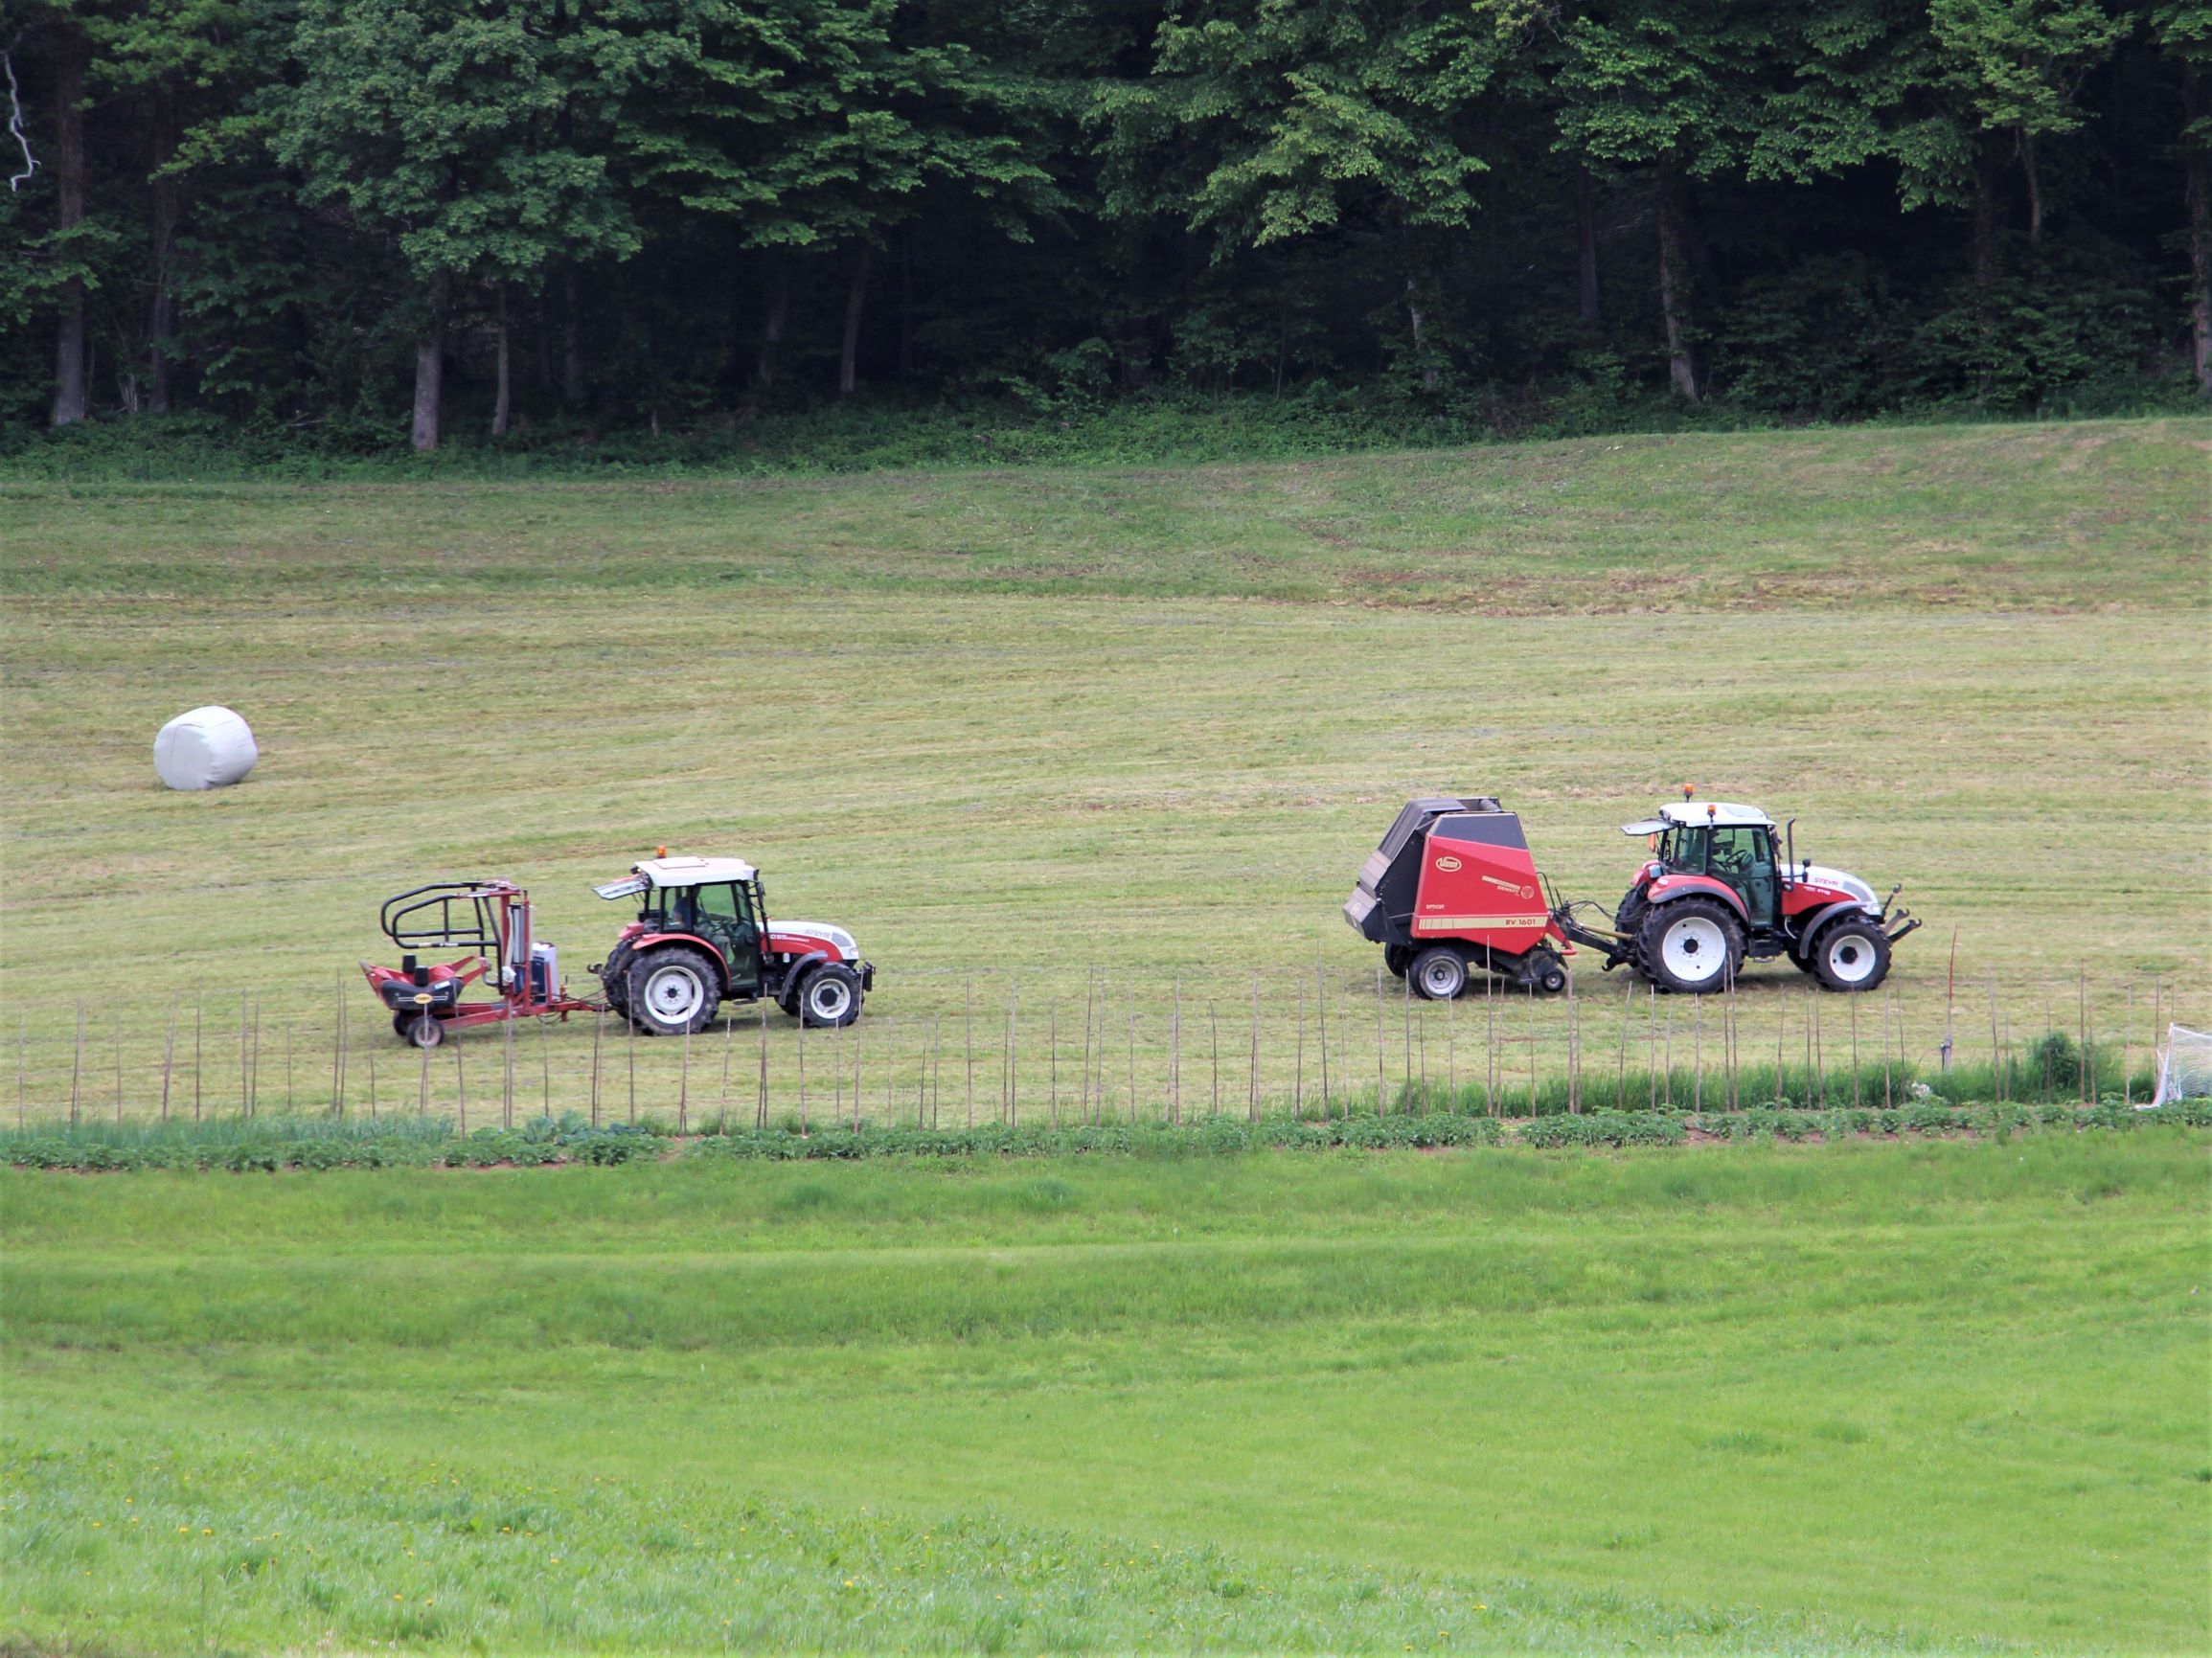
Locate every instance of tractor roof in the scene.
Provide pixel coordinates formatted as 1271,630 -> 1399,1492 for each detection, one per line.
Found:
634,855 -> 757,887
594,855 -> 759,899
1621,802 -> 1774,834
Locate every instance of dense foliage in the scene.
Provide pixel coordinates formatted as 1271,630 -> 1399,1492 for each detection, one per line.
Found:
4,0 -> 2208,451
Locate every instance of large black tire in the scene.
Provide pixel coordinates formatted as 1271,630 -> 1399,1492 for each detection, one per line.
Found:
626,945 -> 720,1036
1637,897 -> 1745,994
601,963 -> 631,1016
1382,944 -> 1412,980
1808,915 -> 1890,992
1410,946 -> 1469,1002
797,964 -> 864,1028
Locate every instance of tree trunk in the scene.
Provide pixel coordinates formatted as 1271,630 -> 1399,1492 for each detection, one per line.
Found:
2184,64 -> 2212,397
1576,163 -> 1600,326
839,241 -> 871,397
49,31 -> 89,427
752,262 -> 790,395
898,231 -> 915,378
1655,161 -> 1699,403
2020,127 -> 2042,245
147,90 -> 182,416
491,283 -> 513,437
561,262 -> 585,408
1972,144 -> 2001,400
1403,272 -> 1438,391
411,271 -> 449,452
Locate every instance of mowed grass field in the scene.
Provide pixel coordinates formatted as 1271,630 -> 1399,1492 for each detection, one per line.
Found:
2,418 -> 2209,1653
6,1140 -> 2208,1652
0,419 -> 2208,1118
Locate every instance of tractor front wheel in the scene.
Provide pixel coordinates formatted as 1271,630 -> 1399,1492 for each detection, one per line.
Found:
627,947 -> 719,1036
798,965 -> 864,1029
1410,947 -> 1469,1002
1638,898 -> 1744,994
1810,916 -> 1890,992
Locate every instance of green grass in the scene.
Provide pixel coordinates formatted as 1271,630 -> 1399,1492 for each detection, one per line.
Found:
1,419 -> 2207,1131
3,415 -> 2208,1651
6,1137 -> 2207,1652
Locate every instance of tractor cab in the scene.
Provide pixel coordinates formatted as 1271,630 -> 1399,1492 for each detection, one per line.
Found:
1624,802 -> 1780,927
594,856 -> 766,998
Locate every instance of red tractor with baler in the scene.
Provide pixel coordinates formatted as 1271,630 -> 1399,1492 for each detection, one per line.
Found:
1346,792 -> 1917,997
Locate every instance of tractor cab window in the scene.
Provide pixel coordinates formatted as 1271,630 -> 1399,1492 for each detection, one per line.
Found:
1709,826 -> 1779,925
1658,827 -> 1710,874
690,882 -> 760,959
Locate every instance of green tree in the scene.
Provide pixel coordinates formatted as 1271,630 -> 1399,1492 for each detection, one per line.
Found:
270,0 -> 648,448
1480,0 -> 1774,402
623,0 -> 1059,397
1099,0 -> 1495,389
2151,4 -> 2212,394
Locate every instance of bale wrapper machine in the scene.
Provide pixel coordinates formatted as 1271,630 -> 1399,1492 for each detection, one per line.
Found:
360,880 -> 599,1049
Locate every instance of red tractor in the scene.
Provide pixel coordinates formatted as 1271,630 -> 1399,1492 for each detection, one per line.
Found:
1552,793 -> 1919,993
1343,797 -> 1575,1000
591,854 -> 875,1035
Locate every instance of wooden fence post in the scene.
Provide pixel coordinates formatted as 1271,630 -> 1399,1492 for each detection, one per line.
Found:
1362,972 -> 1380,1118
70,1000 -> 84,1125
590,1013 -> 603,1128
1248,974 -> 1261,1123
331,972 -> 344,1118
1316,964 -> 1331,1118
161,994 -> 178,1123
1209,998 -> 1220,1118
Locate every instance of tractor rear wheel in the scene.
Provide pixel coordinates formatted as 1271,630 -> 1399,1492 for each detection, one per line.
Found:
798,964 -> 864,1028
627,946 -> 719,1036
1638,898 -> 1744,994
1410,947 -> 1469,1001
1810,916 -> 1890,992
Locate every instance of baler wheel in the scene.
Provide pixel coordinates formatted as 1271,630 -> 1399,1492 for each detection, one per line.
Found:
1410,948 -> 1469,1002
1382,944 -> 1412,979
1809,916 -> 1890,992
1637,898 -> 1744,994
400,1011 -> 445,1050
1523,948 -> 1568,995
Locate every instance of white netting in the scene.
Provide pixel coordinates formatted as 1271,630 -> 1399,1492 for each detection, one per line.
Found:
2151,1025 -> 2212,1105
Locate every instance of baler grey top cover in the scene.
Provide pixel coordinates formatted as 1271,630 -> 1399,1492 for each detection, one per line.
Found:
1342,796 -> 1508,943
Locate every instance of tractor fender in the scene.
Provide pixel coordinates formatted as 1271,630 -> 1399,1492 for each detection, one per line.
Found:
768,949 -> 831,1000
1643,874 -> 1749,924
1789,898 -> 1880,955
624,932 -> 731,992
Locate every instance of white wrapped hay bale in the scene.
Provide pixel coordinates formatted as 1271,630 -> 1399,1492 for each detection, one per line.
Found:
153,705 -> 258,791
